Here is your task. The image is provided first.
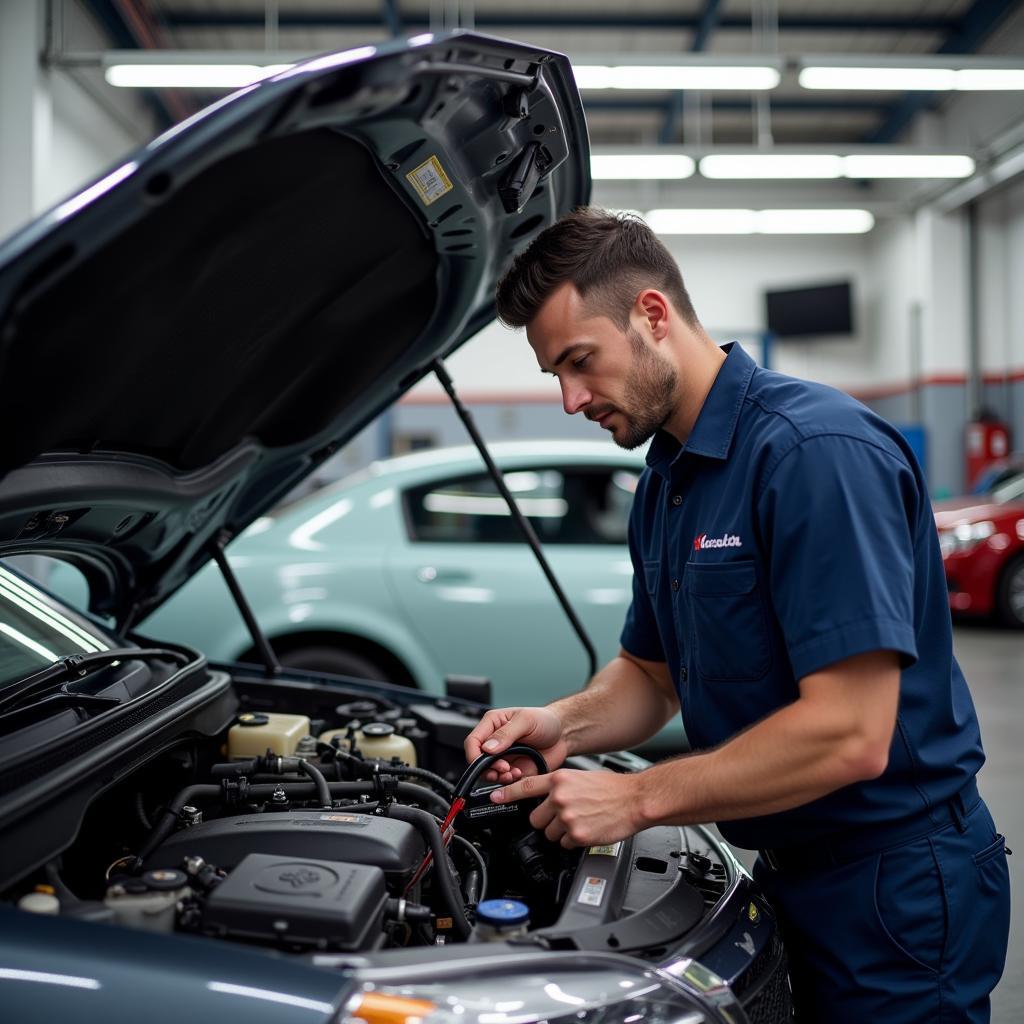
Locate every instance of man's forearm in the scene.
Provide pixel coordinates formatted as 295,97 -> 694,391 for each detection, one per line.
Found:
634,653 -> 900,829
547,653 -> 679,757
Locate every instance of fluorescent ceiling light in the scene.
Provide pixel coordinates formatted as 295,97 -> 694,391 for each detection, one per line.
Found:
842,154 -> 975,178
591,154 -> 696,179
645,209 -> 757,234
700,154 -> 843,179
755,209 -> 875,234
105,64 -> 292,88
645,209 -> 875,234
799,67 -> 956,91
800,66 -> 1024,91
955,68 -> 1024,90
696,153 -> 975,180
573,65 -> 780,91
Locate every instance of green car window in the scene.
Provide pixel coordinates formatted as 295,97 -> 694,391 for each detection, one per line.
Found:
406,466 -> 639,545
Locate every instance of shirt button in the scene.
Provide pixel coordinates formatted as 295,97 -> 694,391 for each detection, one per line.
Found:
672,578 -> 680,592
680,666 -> 688,681
671,494 -> 682,506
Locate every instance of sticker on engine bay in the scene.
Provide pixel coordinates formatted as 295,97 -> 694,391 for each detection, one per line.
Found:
577,875 -> 608,907
406,155 -> 454,206
465,801 -> 521,820
316,814 -> 370,826
587,842 -> 622,857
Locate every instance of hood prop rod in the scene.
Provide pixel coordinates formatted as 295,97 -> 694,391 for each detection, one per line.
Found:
211,530 -> 281,677
432,359 -> 598,682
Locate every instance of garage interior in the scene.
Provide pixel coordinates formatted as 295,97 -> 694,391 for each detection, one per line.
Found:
1,1 -> 1022,1018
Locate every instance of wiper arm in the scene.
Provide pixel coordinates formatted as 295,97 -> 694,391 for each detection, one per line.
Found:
0,647 -> 192,716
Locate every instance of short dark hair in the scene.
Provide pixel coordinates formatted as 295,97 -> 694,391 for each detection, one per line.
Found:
495,207 -> 698,330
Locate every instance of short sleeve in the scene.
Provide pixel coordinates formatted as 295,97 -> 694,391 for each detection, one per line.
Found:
757,434 -> 919,680
619,497 -> 666,663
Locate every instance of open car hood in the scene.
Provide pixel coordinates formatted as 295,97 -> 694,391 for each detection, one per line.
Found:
0,32 -> 590,629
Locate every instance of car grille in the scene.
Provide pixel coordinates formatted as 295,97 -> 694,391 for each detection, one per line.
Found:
736,932 -> 793,1024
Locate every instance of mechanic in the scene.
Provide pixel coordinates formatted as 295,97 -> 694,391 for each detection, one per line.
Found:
464,208 -> 1010,1022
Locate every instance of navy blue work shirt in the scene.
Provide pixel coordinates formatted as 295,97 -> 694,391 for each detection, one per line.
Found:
621,343 -> 984,850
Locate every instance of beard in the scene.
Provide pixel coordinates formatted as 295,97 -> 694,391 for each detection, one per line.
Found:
596,328 -> 679,450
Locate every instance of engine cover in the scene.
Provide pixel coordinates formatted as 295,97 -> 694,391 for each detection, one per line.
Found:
203,853 -> 387,951
146,810 -> 424,884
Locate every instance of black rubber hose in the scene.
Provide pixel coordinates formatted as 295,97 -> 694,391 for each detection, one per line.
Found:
200,778 -> 450,817
298,759 -> 332,808
462,868 -> 481,908
136,777 -> 448,868
387,804 -> 472,940
134,791 -> 152,831
243,781 -> 449,817
455,745 -> 550,800
317,747 -> 456,798
450,834 -> 487,904
385,898 -> 433,924
371,763 -> 456,798
44,861 -> 81,907
134,784 -> 220,865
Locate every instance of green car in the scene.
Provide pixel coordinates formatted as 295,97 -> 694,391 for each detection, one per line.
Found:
143,440 -> 683,751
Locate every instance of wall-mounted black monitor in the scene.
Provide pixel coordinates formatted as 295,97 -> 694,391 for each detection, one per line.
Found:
764,281 -> 853,338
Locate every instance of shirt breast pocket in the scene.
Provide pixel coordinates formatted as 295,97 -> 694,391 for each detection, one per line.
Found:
685,560 -> 771,682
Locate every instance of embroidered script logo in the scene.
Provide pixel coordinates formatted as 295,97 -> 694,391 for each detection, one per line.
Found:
693,532 -> 743,551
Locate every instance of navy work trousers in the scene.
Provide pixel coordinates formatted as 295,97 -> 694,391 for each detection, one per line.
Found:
754,798 -> 1010,1022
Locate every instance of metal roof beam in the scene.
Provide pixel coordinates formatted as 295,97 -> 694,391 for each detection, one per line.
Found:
870,0 -> 1023,143
80,0 -> 176,128
159,10 -> 962,33
381,0 -> 403,37
660,0 -> 723,143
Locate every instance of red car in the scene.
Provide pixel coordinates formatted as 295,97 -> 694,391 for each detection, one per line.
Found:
934,468 -> 1024,626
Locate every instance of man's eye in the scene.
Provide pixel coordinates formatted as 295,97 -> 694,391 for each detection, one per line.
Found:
573,354 -> 590,369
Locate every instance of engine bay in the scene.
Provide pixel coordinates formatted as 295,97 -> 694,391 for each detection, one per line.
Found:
5,674 -> 734,961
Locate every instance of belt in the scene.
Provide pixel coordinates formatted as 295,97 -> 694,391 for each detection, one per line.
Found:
760,777 -> 980,873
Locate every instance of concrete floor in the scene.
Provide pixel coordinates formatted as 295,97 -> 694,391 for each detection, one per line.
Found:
956,622 -> 1023,1022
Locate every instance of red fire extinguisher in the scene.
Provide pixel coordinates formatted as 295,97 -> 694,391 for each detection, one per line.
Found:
965,417 -> 1012,491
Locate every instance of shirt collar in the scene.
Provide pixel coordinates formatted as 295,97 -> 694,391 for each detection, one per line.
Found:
646,342 -> 756,478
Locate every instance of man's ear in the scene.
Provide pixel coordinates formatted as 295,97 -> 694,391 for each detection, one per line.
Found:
636,290 -> 671,342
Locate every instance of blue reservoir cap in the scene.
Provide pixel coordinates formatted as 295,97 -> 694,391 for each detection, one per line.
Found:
477,899 -> 530,927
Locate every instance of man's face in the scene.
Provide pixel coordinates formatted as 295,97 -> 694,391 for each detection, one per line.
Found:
527,283 -> 678,450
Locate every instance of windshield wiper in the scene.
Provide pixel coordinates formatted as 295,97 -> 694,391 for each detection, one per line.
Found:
0,647 -> 193,717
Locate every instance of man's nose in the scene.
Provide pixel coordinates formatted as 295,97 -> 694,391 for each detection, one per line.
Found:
560,378 -> 592,416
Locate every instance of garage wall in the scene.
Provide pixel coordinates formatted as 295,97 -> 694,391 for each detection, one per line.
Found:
398,213 -> 972,495
978,178 -> 1024,447
0,0 -> 153,239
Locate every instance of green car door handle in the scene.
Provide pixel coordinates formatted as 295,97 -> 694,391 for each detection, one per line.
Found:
416,566 -> 474,584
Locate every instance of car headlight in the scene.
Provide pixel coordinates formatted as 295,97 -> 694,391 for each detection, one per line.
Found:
938,520 -> 995,557
341,952 -> 741,1024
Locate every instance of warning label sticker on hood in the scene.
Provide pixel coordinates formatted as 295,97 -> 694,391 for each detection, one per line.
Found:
406,155 -> 453,206
577,875 -> 608,907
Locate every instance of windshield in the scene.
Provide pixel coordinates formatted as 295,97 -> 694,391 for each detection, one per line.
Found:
991,470 -> 1024,506
0,564 -> 113,688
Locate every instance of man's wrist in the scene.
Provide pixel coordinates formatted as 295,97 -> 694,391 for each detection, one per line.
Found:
545,699 -> 576,757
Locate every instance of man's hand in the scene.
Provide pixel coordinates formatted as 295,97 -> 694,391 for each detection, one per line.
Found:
491,768 -> 643,848
464,706 -> 569,784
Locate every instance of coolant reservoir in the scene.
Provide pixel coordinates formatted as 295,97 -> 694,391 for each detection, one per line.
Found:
320,722 -> 417,766
228,711 -> 311,759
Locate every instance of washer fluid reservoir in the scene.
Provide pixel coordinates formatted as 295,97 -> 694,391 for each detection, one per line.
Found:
320,722 -> 416,766
228,712 -> 311,758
